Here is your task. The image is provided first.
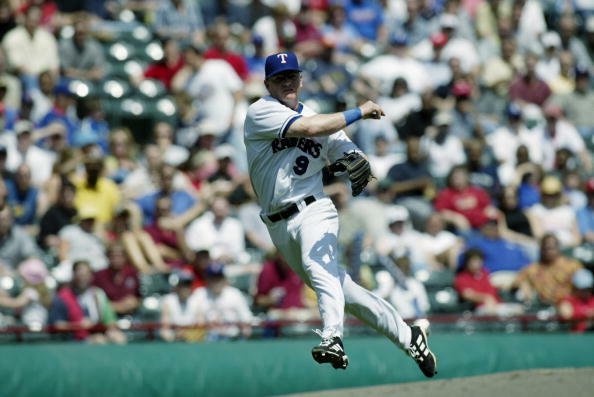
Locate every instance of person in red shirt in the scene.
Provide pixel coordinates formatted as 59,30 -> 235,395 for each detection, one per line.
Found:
434,165 -> 496,230
509,51 -> 552,106
558,269 -> 594,332
93,243 -> 141,316
455,248 -> 501,313
204,21 -> 248,80
143,39 -> 185,90
255,251 -> 305,311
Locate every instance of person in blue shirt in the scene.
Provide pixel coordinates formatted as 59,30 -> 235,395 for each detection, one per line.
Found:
5,164 -> 39,227
135,163 -> 196,225
344,0 -> 386,42
463,216 -> 532,274
577,178 -> 594,245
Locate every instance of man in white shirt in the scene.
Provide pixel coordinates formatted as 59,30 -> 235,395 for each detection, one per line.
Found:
192,263 -> 253,340
185,196 -> 247,264
2,6 -> 59,91
242,52 -> 436,375
1,120 -> 55,187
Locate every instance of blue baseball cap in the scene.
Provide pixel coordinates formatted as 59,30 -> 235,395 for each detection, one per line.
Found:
265,52 -> 302,79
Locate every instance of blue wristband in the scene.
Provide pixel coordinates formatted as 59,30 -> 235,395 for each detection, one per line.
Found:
343,108 -> 362,126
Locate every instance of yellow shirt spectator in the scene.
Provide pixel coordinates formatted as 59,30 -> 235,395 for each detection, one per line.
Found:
73,177 -> 121,224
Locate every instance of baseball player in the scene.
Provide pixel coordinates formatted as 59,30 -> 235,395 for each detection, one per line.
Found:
243,52 -> 437,376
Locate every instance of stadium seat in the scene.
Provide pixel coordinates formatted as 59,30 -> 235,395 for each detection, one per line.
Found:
101,79 -> 133,99
138,79 -> 166,99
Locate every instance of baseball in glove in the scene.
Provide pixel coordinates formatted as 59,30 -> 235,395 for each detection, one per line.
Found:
328,151 -> 374,196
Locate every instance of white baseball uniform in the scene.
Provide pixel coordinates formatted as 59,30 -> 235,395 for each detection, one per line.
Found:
244,96 -> 412,349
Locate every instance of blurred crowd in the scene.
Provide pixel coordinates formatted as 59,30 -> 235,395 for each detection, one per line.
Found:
0,0 -> 594,344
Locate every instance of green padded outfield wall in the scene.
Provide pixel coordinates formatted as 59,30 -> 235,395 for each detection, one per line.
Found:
1,334 -> 594,397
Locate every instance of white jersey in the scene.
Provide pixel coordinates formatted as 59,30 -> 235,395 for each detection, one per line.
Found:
244,96 -> 359,213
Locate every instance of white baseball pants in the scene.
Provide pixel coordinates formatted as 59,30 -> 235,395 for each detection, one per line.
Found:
264,197 -> 412,350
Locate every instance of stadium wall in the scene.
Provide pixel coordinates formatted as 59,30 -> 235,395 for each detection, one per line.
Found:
2,333 -> 594,397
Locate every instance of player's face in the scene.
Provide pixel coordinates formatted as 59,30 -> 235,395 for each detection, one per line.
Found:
265,71 -> 302,108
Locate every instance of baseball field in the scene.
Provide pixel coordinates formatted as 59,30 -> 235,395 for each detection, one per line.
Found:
286,368 -> 594,397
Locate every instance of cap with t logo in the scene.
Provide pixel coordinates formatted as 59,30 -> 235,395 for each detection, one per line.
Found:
265,52 -> 302,79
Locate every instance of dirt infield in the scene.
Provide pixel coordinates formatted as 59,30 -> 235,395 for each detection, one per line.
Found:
285,368 -> 594,397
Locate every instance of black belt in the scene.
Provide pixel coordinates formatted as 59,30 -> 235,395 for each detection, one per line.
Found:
267,196 -> 316,223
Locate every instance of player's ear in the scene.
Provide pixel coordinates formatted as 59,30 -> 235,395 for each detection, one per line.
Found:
299,73 -> 303,88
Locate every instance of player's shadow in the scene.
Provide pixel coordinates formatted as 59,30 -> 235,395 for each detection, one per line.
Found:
308,232 -> 343,280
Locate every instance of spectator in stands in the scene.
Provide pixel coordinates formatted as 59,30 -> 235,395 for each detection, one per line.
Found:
464,216 -> 532,288
0,205 -> 40,270
204,20 -> 248,81
509,51 -> 552,106
321,4 -> 362,61
193,263 -> 253,340
513,234 -> 582,305
228,183 -> 267,249
385,137 -> 434,230
38,181 -> 76,252
540,104 -> 591,173
558,269 -> 594,332
551,65 -> 594,139
255,251 -> 305,312
398,89 -> 438,140
58,15 -> 105,81
153,0 -> 205,45
251,4 -> 296,55
49,260 -> 126,344
29,69 -> 55,123
373,254 -> 430,320
0,2 -> 15,42
185,196 -> 246,264
358,33 -> 428,96
487,103 -> 540,186
434,165 -> 495,231
160,270 -> 202,342
466,139 -> 500,197
455,248 -> 523,316
436,13 -> 480,74
422,112 -> 466,180
0,48 -> 21,110
344,0 -> 386,44
36,83 -> 78,145
93,243 -> 140,316
3,120 -> 55,187
368,136 -> 400,182
498,186 -> 534,238
375,206 -> 426,272
1,6 -> 59,92
547,50 -> 575,96
72,157 -> 121,226
57,206 -> 108,274
105,204 -> 169,274
557,13 -> 592,70
154,122 -> 189,168
136,163 -> 196,225
416,213 -> 462,270
577,179 -> 594,245
5,163 -> 42,229
142,38 -> 184,91
144,195 -> 193,269
172,44 -> 243,139
536,31 -> 562,84
527,175 -> 581,248
104,127 -> 137,185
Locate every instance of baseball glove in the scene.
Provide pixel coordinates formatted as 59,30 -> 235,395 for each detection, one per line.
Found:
328,151 -> 374,196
